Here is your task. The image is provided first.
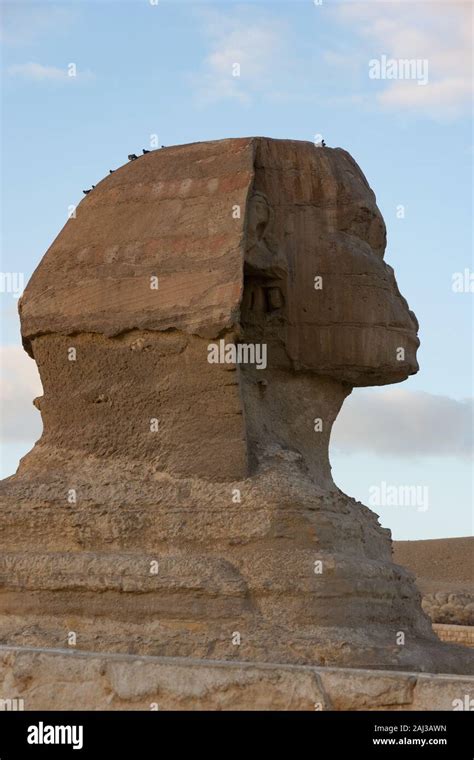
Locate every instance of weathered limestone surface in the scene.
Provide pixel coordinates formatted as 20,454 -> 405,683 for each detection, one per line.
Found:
434,625 -> 474,649
0,647 -> 472,711
1,138 -> 472,695
20,138 -> 254,345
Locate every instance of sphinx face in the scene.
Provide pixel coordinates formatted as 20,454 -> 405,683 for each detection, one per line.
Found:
243,146 -> 419,387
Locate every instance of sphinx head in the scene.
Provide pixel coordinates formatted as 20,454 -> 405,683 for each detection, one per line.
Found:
18,138 -> 418,485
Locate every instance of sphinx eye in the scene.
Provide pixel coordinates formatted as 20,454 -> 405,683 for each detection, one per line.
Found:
246,285 -> 284,313
266,287 -> 284,311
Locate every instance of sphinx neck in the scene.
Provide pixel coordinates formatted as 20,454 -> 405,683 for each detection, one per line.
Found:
239,366 -> 352,490
26,331 -> 350,488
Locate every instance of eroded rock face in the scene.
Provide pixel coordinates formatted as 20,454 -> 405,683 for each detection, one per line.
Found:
1,138 -> 472,675
20,138 -> 254,346
244,140 -> 419,386
1,648 -> 472,711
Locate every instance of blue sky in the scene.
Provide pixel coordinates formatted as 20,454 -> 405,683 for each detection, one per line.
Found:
1,0 -> 472,539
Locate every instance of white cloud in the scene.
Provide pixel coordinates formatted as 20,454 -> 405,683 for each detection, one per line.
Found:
378,77 -> 472,112
332,388 -> 473,459
332,1 -> 472,119
322,50 -> 354,68
8,62 -> 68,82
0,345 -> 42,443
1,5 -> 76,46
192,9 -> 288,105
7,62 -> 93,83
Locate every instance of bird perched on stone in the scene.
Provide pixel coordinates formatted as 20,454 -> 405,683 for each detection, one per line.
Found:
109,169 -> 115,174
128,154 -> 138,161
82,189 -> 91,195
142,149 -> 150,154
322,139 -> 326,147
